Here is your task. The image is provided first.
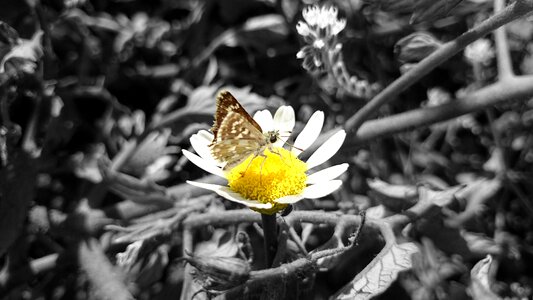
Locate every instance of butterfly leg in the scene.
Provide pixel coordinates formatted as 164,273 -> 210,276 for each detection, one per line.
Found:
268,146 -> 290,167
257,154 -> 269,185
239,155 -> 258,177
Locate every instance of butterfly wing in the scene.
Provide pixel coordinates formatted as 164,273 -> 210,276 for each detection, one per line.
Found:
212,91 -> 263,141
210,111 -> 267,170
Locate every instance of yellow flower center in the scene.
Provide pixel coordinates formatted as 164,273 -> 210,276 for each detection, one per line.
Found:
226,147 -> 307,215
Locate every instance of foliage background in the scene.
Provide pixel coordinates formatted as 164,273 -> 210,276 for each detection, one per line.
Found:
0,0 -> 533,299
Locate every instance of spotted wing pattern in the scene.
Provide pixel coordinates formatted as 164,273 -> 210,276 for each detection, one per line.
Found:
210,91 -> 267,169
211,91 -> 262,141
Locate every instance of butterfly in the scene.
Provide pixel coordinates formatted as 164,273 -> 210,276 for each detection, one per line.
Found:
209,91 -> 281,170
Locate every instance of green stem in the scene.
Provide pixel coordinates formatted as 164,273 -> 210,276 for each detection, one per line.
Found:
261,213 -> 278,268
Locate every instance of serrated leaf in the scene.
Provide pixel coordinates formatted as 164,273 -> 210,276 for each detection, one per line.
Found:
333,242 -> 419,299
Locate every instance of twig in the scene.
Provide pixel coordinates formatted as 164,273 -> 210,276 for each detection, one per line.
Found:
347,75 -> 533,145
344,0 -> 533,133
220,213 -> 374,298
494,0 -> 515,80
280,220 -> 308,256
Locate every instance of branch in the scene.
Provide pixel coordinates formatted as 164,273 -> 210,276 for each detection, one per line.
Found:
344,0 -> 533,133
347,75 -> 533,145
494,0 -> 515,79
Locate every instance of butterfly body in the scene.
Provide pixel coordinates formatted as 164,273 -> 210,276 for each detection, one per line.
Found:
210,91 -> 280,170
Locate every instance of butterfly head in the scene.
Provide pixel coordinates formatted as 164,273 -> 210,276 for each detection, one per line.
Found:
266,130 -> 280,144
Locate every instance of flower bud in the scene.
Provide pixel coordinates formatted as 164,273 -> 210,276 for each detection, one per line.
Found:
395,32 -> 442,63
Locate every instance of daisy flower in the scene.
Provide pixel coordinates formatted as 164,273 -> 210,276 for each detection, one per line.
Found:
182,106 -> 348,215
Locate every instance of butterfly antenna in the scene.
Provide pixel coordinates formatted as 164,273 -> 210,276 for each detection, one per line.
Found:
279,134 -> 303,153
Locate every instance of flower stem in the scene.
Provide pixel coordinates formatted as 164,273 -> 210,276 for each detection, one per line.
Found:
261,213 -> 278,268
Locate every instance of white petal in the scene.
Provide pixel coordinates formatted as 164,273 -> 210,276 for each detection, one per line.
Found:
296,21 -> 311,36
302,180 -> 342,199
274,194 -> 304,204
306,163 -> 349,185
273,106 -> 295,133
186,181 -> 273,209
197,130 -> 214,142
273,106 -> 295,147
253,110 -> 273,132
182,150 -> 225,178
292,111 -> 324,156
190,132 -> 215,163
306,130 -> 346,170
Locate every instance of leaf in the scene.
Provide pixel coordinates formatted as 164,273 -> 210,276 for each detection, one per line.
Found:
125,129 -> 172,177
469,255 -> 501,300
181,229 -> 241,299
0,21 -> 19,59
367,178 -> 418,211
446,178 -> 502,227
418,183 -> 465,207
0,30 -> 43,74
461,231 -> 502,257
333,242 -> 419,299
410,0 -> 464,24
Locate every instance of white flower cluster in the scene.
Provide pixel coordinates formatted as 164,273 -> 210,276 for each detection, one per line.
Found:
297,6 -> 346,37
296,6 -> 346,73
295,5 -> 380,99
